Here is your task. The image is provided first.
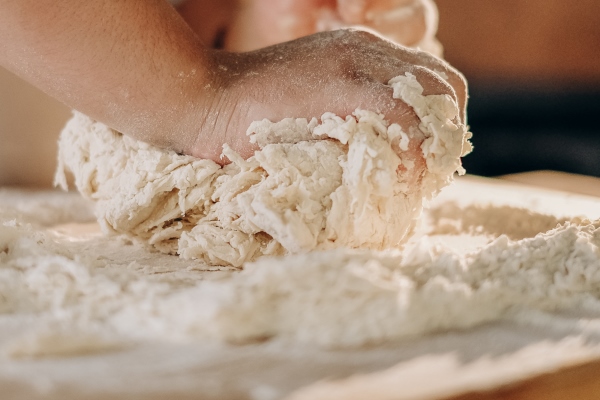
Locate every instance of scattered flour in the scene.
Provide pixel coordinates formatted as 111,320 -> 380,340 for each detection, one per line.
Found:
2,196 -> 600,354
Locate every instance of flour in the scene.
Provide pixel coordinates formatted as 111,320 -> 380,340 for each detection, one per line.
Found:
428,203 -> 577,240
2,195 -> 600,355
173,221 -> 600,347
56,73 -> 471,267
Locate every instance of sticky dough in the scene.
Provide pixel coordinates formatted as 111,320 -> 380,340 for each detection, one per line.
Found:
56,73 -> 471,267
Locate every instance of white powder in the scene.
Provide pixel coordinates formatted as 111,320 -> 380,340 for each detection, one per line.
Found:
2,189 -> 600,356
165,220 -> 600,347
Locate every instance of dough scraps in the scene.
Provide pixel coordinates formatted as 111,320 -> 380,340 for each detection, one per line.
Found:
55,73 -> 471,267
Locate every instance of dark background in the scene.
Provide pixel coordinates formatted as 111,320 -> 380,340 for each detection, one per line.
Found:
436,0 -> 600,177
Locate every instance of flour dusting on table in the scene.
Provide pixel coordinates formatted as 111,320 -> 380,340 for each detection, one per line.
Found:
4,72 -> 600,356
2,184 -> 600,355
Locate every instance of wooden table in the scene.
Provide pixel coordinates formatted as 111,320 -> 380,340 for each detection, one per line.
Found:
500,170 -> 600,198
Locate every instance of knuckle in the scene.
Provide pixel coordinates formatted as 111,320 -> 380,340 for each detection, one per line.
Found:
339,27 -> 382,44
412,65 -> 456,98
445,66 -> 467,91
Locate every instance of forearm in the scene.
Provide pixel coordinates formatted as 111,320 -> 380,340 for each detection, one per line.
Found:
0,0 -> 217,152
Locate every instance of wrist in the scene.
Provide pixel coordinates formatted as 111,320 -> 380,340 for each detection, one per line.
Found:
137,47 -> 225,157
183,51 -> 260,163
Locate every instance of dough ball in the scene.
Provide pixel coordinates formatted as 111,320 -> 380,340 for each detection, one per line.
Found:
56,73 -> 471,267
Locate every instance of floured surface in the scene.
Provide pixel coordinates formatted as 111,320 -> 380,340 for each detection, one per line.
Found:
3,177 -> 600,399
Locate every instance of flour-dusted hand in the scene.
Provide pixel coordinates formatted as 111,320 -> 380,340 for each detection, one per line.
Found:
0,1 -> 465,177
190,29 -> 467,173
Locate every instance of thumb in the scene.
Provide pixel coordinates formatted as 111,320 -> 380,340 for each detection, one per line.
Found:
336,0 -> 368,24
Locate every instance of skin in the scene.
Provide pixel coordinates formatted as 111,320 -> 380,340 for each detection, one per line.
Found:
223,0 -> 432,51
0,0 -> 466,176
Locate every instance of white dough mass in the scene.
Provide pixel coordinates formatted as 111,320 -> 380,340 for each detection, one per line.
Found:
56,73 -> 471,267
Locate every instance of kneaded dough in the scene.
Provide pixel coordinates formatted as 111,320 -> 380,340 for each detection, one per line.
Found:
56,73 -> 471,267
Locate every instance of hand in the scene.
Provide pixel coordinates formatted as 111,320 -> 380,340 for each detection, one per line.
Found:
186,29 -> 467,180
224,0 -> 439,53
334,0 -> 438,47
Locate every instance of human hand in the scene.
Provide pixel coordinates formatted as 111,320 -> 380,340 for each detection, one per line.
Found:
224,0 -> 440,54
333,0 -> 439,49
187,29 -> 466,184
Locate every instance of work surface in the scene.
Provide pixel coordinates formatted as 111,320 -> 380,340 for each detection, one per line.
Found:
2,174 -> 600,400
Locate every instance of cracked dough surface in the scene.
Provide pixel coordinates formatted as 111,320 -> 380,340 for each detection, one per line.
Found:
56,73 -> 471,268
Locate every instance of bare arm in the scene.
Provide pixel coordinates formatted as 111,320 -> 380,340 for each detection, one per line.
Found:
0,0 -> 216,153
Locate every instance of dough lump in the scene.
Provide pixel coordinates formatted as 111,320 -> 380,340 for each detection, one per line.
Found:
56,73 -> 471,267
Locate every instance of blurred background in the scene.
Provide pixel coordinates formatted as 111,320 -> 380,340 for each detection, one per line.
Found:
1,0 -> 599,187
437,0 -> 600,178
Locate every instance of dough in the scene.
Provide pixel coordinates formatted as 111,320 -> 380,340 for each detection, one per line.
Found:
56,73 -> 471,267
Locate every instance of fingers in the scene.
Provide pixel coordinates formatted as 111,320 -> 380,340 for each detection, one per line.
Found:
313,29 -> 466,123
333,30 -> 463,104
405,65 -> 455,98
336,0 -> 368,23
330,3 -> 467,121
337,0 -> 429,46
368,68 -> 455,134
374,85 -> 422,130
337,0 -> 418,23
389,46 -> 468,122
262,0 -> 339,40
226,0 -> 334,51
342,0 -> 427,45
368,83 -> 427,188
